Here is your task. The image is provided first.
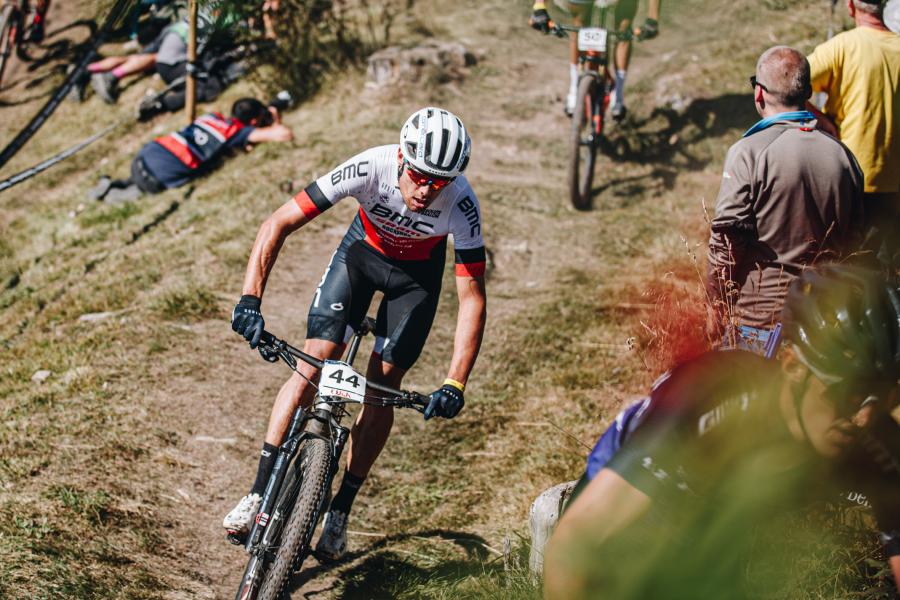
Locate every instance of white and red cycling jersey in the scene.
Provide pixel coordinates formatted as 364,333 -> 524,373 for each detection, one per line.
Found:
292,144 -> 486,277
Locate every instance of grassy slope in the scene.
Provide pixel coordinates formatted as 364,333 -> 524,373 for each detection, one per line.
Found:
1,0 -> 889,598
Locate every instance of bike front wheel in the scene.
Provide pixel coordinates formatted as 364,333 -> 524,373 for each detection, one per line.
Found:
256,436 -> 332,600
568,74 -> 602,211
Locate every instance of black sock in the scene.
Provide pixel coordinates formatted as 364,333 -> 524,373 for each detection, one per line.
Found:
250,442 -> 279,496
330,470 -> 365,515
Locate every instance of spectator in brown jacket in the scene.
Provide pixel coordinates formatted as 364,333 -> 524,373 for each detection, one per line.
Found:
707,46 -> 864,355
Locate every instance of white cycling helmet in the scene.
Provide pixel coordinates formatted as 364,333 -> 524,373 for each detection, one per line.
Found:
399,107 -> 471,179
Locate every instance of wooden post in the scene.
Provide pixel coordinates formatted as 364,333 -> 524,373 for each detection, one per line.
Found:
185,0 -> 198,123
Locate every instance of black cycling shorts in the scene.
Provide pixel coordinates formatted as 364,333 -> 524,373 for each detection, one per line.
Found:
306,222 -> 444,370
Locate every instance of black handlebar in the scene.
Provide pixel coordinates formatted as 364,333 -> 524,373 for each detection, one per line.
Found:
256,330 -> 428,407
544,21 -> 645,43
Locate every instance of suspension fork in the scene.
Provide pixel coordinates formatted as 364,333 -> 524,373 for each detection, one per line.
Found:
244,404 -> 311,550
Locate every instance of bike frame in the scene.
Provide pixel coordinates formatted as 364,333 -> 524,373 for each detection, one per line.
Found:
557,5 -> 622,138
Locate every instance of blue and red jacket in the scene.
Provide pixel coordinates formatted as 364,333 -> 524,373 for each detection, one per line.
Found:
138,112 -> 255,189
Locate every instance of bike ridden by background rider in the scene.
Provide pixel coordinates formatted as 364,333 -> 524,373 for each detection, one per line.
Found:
530,0 -> 662,119
225,107 -> 488,561
539,265 -> 900,599
806,0 -> 900,270
27,0 -> 50,43
707,46 -> 864,354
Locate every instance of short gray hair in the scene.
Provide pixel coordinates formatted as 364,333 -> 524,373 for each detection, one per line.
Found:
756,46 -> 812,108
853,0 -> 885,16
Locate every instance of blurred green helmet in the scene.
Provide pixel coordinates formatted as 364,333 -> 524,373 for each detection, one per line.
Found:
782,265 -> 900,396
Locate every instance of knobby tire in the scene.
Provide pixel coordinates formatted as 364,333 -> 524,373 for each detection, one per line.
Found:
568,74 -> 600,211
0,4 -> 16,89
257,437 -> 332,600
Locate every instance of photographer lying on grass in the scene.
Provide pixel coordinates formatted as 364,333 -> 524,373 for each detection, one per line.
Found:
87,97 -> 292,204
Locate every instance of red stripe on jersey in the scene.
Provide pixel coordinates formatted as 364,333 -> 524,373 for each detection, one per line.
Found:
155,135 -> 200,169
359,208 -> 444,260
293,190 -> 322,220
455,261 -> 486,277
200,113 -> 243,138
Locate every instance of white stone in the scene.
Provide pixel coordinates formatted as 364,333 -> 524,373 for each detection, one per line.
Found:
31,370 -> 52,384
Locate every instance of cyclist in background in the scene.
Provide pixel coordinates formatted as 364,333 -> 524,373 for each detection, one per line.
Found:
540,265 -> 900,598
531,0 -> 662,120
224,107 -> 488,562
26,0 -> 51,43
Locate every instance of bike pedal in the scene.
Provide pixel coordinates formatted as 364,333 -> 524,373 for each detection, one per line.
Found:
226,530 -> 247,546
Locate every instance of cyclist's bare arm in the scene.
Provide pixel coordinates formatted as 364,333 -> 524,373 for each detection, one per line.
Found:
241,200 -> 309,298
543,468 -> 651,599
446,275 -> 487,386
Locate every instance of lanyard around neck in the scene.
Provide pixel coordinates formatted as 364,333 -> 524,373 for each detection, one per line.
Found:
743,111 -> 816,138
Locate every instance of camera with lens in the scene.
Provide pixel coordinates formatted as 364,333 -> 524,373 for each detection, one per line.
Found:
268,90 -> 293,112
257,90 -> 293,127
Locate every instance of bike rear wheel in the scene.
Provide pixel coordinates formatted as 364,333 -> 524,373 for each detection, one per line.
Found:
568,74 -> 602,211
256,436 -> 332,600
0,3 -> 18,89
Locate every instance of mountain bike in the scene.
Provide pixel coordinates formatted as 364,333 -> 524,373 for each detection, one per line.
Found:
546,7 -> 643,210
231,317 -> 428,600
0,0 -> 44,88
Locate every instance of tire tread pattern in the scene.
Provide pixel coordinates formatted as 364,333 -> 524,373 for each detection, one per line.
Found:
568,74 -> 599,211
257,437 -> 332,600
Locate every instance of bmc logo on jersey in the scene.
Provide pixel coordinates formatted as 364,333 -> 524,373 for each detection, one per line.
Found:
370,203 -> 435,234
458,196 -> 480,238
331,160 -> 370,186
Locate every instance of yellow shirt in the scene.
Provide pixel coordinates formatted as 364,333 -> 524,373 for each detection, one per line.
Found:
809,27 -> 900,193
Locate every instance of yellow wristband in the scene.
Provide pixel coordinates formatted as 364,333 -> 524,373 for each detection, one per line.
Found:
443,378 -> 466,392
533,2 -> 547,9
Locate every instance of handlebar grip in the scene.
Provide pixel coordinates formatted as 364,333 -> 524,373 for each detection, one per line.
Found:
260,330 -> 276,345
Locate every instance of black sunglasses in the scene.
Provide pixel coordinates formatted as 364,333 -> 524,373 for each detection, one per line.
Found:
749,75 -> 769,93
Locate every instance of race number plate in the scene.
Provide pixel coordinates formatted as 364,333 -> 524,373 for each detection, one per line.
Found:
577,27 -> 608,53
319,360 -> 366,403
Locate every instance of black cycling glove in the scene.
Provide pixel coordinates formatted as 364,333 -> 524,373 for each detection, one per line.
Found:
530,8 -> 551,33
424,384 -> 465,421
635,18 -> 659,41
232,295 -> 265,349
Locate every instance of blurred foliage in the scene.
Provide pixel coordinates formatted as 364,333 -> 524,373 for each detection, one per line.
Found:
214,0 -> 416,101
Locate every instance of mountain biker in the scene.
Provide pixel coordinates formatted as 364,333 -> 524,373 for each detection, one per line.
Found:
539,265 -> 900,599
530,0 -> 662,119
27,0 -> 51,43
707,46 -> 864,353
224,107 -> 488,561
806,0 -> 900,269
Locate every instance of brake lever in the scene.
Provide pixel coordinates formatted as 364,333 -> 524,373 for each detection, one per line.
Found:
258,343 -> 280,363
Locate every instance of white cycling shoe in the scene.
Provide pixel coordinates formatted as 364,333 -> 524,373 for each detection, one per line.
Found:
223,493 -> 262,535
315,509 -> 348,561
